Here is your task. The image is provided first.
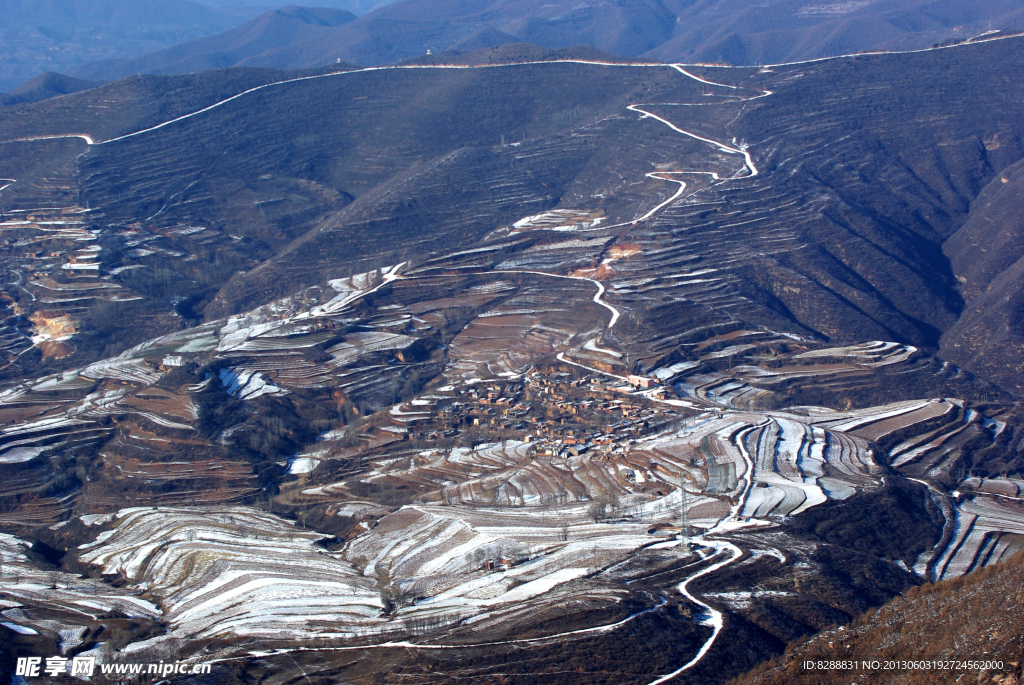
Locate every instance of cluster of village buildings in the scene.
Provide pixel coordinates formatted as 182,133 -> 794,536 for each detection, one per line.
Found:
384,367 -> 686,459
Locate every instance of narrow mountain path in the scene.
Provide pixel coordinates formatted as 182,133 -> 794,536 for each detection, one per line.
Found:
494,268 -> 621,327
0,133 -> 94,145
645,421 -> 769,683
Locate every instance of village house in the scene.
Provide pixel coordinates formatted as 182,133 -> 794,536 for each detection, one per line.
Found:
627,374 -> 660,389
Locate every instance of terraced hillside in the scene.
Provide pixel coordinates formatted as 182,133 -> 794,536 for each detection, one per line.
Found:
0,254 -> 1018,682
0,33 -> 1023,685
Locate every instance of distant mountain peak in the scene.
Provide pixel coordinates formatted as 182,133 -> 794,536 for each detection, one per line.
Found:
69,0 -> 1024,81
2,72 -> 104,107
274,6 -> 359,26
69,5 -> 360,81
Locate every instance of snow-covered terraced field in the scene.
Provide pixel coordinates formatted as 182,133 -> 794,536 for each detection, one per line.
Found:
328,394 -> 1016,564
961,476 -> 1024,498
346,501 -> 675,628
219,367 -> 287,400
327,332 -> 418,367
635,411 -> 880,519
667,341 -> 932,412
0,533 -> 159,650
82,355 -> 162,386
328,400 -> 919,597
78,508 -> 383,640
0,195 -> 1021,671
0,264 -> 463,481
510,209 -> 605,234
931,496 -> 1024,580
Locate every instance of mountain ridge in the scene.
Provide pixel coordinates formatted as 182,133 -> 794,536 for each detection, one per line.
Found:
0,72 -> 105,107
73,6 -> 359,81
0,0 -> 263,91
63,0 -> 1024,84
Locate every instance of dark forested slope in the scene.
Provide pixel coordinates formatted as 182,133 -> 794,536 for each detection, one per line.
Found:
942,158 -> 1024,392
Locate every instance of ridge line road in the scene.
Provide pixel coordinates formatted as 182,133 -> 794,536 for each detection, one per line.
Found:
0,31 -> 1017,151
0,60 -> 763,220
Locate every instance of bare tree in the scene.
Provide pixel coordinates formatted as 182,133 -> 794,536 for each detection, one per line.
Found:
390,373 -> 402,405
589,493 -> 620,522
443,485 -> 460,506
374,562 -> 395,613
502,540 -> 527,565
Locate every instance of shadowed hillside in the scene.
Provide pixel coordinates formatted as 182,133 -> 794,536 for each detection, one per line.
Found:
731,550 -> 1024,685
942,158 -> 1024,392
0,72 -> 104,107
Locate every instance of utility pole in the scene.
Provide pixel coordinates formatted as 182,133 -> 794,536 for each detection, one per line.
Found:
680,474 -> 690,541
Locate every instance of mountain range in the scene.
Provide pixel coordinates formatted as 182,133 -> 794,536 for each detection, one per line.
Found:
0,0 -> 403,93
67,0 -> 1024,84
70,6 -> 358,80
1,8 -> 1024,685
12,33 -> 1020,392
0,0 -> 260,92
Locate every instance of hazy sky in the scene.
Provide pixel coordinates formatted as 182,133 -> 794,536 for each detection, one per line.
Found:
199,0 -> 399,13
